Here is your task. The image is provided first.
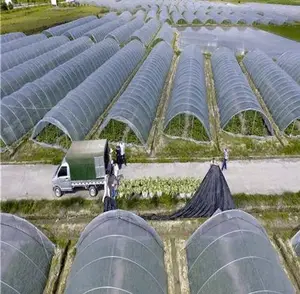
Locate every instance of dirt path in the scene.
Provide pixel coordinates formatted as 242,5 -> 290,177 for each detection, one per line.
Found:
1,159 -> 300,200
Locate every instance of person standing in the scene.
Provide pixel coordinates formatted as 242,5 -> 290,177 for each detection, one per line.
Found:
221,148 -> 229,171
120,141 -> 126,166
116,144 -> 122,169
114,162 -> 119,181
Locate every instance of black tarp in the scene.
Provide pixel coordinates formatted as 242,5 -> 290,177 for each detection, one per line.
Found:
170,165 -> 235,218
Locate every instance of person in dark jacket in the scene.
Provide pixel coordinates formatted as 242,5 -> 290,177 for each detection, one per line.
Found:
116,144 -> 122,169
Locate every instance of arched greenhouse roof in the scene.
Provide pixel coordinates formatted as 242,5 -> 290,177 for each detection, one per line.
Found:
1,36 -> 69,72
211,47 -> 273,133
185,209 -> 295,294
63,12 -> 118,40
1,37 -> 93,98
42,15 -> 97,37
0,32 -> 26,44
135,9 -> 146,19
84,13 -> 131,43
277,51 -> 300,85
146,9 -> 157,21
243,49 -> 300,132
164,45 -> 210,139
183,10 -> 197,23
64,210 -> 167,294
155,23 -> 174,44
32,40 -> 145,142
291,230 -> 300,256
1,39 -> 119,147
131,18 -> 160,46
106,15 -> 144,44
100,41 -> 173,145
1,33 -> 46,54
172,11 -> 186,24
0,213 -> 54,294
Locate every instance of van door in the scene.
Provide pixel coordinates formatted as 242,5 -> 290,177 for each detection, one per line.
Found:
57,166 -> 72,191
94,156 -> 105,179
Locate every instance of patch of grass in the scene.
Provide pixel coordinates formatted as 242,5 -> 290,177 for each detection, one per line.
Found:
255,23 -> 300,42
285,120 -> 300,136
157,138 -> 218,160
0,197 -> 102,216
2,140 -> 65,164
0,5 -> 108,35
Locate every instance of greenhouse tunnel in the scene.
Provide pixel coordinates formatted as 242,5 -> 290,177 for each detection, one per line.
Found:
31,40 -> 145,145
277,51 -> 300,85
63,13 -> 118,40
0,213 -> 55,294
1,36 -> 69,72
1,33 -> 46,54
64,210 -> 167,294
211,47 -> 273,136
164,44 -> 210,141
0,32 -> 26,44
155,23 -> 175,45
1,37 -> 93,98
42,15 -> 97,37
130,18 -> 161,46
1,38 -> 119,147
291,230 -> 300,257
105,15 -> 144,44
185,209 -> 295,294
100,41 -> 173,146
84,12 -> 132,43
243,50 -> 300,134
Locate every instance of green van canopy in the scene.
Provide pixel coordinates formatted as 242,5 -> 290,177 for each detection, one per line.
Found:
65,140 -> 108,180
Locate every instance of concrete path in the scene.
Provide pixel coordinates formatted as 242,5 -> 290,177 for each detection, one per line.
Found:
1,159 -> 300,200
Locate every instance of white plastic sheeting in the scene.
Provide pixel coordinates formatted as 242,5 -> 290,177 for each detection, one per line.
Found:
164,45 -> 210,139
63,13 -> 118,40
243,50 -> 300,132
32,40 -> 145,142
64,210 -> 167,294
211,47 -> 273,133
155,23 -> 174,44
1,36 -> 69,72
277,51 -> 300,85
100,41 -> 173,145
131,18 -> 160,46
0,213 -> 54,294
84,12 -> 132,42
1,37 -> 93,98
0,32 -> 26,44
106,15 -> 144,44
43,15 -> 97,37
1,39 -> 119,146
1,34 -> 46,54
186,210 -> 295,294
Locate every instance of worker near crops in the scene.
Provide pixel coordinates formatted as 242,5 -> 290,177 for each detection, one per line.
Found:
221,148 -> 229,171
120,141 -> 127,166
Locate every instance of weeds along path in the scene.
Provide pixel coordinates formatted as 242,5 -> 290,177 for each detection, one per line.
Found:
238,59 -> 287,145
148,33 -> 180,155
204,54 -> 221,151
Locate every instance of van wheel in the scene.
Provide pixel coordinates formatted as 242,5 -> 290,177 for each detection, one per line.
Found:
54,187 -> 63,198
89,186 -> 98,197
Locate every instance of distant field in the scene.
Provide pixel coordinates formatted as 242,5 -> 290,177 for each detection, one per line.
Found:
0,5 -> 108,35
256,23 -> 300,41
